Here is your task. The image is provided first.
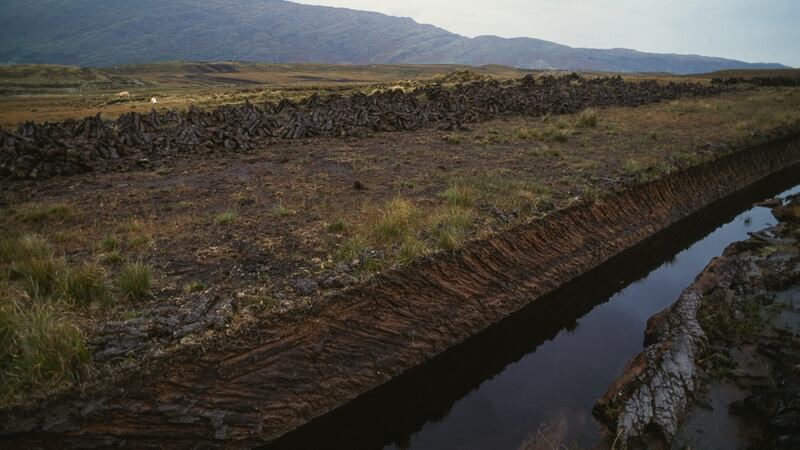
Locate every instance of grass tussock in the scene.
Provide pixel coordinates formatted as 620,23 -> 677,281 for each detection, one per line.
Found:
214,210 -> 237,225
117,262 -> 153,300
327,217 -> 347,234
0,298 -> 89,402
433,207 -> 474,251
183,280 -> 206,294
539,127 -> 570,143
336,238 -> 367,263
272,204 -> 291,217
576,109 -> 599,128
4,203 -> 77,224
443,134 -> 463,145
369,198 -> 421,244
335,190 -> 480,272
59,263 -> 109,307
454,172 -> 552,213
0,204 -> 164,403
439,184 -> 476,208
1,233 -> 51,263
397,235 -> 428,264
11,255 -> 66,300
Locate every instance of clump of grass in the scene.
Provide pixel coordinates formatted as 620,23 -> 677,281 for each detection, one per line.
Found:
183,280 -> 206,294
272,204 -> 291,217
543,147 -> 562,158
117,262 -> 153,300
439,184 -> 476,208
8,203 -> 76,223
622,159 -> 647,181
58,263 -> 109,307
397,236 -> 428,264
327,218 -> 348,234
452,172 -> 551,213
11,255 -> 65,300
336,238 -> 366,262
673,151 -> 703,167
443,134 -> 462,145
576,109 -> 598,128
232,191 -> 256,207
370,198 -> 420,244
1,233 -> 51,264
124,219 -> 155,250
433,207 -> 474,251
97,235 -> 119,253
539,127 -> 570,143
96,250 -> 123,267
214,210 -> 237,225
516,128 -> 535,140
0,298 -> 89,401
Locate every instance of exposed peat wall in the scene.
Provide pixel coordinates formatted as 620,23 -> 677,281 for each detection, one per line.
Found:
2,135 -> 800,448
594,189 -> 800,449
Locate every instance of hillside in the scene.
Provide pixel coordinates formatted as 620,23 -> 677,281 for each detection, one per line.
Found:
0,0 -> 788,74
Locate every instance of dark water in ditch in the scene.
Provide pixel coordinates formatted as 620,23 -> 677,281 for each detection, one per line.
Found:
266,167 -> 800,450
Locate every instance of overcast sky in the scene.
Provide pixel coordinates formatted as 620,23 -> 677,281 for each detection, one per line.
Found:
295,0 -> 798,67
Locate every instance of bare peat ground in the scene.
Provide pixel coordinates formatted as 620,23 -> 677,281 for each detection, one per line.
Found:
595,196 -> 800,450
1,77 -> 800,445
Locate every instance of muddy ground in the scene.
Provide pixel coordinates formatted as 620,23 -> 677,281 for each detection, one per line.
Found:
596,195 -> 800,449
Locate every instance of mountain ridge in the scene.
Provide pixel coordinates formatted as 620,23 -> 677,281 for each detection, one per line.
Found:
0,0 -> 788,74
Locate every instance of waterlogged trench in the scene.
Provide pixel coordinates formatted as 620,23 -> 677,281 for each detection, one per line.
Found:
268,167 -> 800,450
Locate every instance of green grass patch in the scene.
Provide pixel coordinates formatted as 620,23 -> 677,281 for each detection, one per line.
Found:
433,207 -> 474,251
272,204 -> 291,217
439,184 -> 476,208
0,298 -> 89,403
397,236 -> 428,263
336,238 -> 366,262
214,210 -> 237,225
5,203 -> 77,224
183,280 -> 206,294
117,262 -> 153,300
10,255 -> 66,300
327,217 -> 348,234
539,127 -> 570,143
576,109 -> 598,128
369,197 -> 421,244
58,263 -> 109,307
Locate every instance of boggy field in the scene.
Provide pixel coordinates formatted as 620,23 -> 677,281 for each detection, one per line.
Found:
1,69 -> 800,433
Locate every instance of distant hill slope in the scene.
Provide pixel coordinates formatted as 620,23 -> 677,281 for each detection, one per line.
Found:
0,0 -> 788,74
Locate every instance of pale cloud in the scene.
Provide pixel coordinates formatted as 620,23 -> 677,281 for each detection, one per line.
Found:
294,0 -> 799,66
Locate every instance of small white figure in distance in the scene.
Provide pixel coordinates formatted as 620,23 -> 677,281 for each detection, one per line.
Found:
151,97 -> 158,104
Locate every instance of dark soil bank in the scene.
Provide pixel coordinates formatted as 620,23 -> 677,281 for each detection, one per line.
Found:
2,132 -> 799,448
596,189 -> 800,449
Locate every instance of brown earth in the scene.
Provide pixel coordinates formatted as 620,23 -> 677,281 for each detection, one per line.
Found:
2,132 -> 800,448
1,77 -> 800,447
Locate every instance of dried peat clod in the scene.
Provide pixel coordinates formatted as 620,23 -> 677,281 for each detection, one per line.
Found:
1,74 -> 731,179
